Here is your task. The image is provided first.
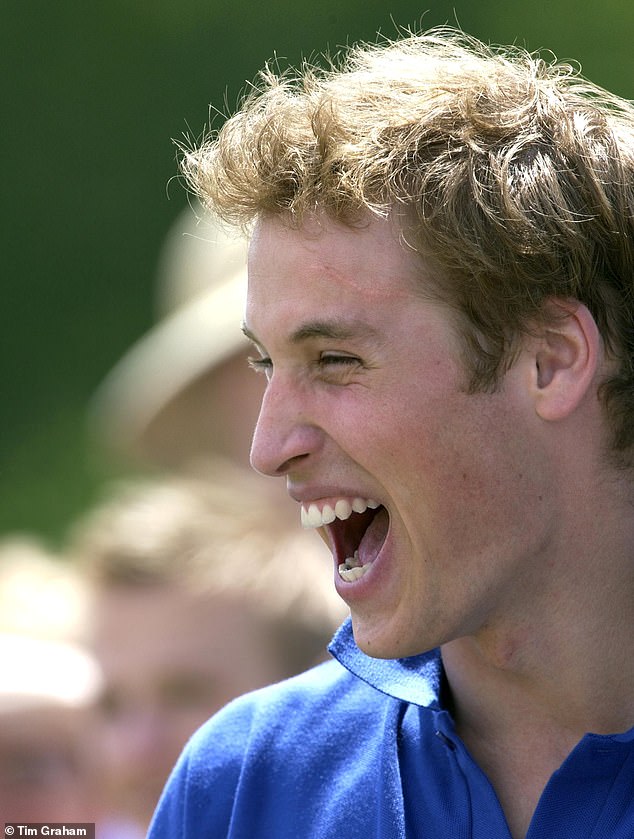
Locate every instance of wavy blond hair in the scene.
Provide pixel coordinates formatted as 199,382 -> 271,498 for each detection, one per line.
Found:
181,28 -> 634,464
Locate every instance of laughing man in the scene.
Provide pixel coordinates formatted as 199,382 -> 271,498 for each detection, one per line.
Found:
148,28 -> 634,839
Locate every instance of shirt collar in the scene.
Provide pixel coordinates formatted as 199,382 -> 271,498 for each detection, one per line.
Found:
328,617 -> 444,709
329,619 -> 634,744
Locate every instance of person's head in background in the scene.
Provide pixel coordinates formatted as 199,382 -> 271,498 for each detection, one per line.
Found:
69,462 -> 347,831
0,538 -> 102,823
90,205 -> 264,472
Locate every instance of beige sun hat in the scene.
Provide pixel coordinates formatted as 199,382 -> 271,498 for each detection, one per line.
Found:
89,204 -> 250,464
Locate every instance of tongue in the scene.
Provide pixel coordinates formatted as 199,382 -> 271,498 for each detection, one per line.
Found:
358,507 -> 389,566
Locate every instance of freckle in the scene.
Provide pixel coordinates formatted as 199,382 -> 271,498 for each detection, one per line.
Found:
462,472 -> 467,480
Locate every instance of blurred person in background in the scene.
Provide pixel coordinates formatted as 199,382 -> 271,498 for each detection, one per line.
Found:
89,205 -> 273,482
68,463 -> 347,835
83,175 -> 341,835
0,538 -> 102,824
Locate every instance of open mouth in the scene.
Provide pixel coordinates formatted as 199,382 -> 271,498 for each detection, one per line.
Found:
301,497 -> 389,582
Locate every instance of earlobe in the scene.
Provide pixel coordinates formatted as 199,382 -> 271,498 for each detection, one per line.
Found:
533,301 -> 601,422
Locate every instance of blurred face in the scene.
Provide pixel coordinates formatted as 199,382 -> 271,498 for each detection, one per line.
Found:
92,585 -> 287,828
247,213 -> 553,659
143,349 -> 265,469
142,350 -> 298,524
0,704 -> 97,823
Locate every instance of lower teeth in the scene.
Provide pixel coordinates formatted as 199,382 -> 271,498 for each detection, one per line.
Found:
338,561 -> 372,582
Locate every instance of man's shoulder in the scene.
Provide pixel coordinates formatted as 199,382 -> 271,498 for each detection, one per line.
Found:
149,657 -> 407,838
189,656 -> 390,759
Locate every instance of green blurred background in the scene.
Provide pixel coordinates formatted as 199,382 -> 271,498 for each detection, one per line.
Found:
2,0 -> 633,545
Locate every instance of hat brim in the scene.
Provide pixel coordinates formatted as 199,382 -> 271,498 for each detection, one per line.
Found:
89,264 -> 248,460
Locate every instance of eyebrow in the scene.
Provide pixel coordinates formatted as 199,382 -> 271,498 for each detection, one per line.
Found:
242,318 -> 379,347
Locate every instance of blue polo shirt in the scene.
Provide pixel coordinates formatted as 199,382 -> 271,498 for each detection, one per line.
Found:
148,619 -> 634,838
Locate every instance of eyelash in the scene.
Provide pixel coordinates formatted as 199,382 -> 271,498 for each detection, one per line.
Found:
248,356 -> 273,375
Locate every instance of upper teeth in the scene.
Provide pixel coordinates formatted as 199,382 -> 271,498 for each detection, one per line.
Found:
301,497 -> 379,529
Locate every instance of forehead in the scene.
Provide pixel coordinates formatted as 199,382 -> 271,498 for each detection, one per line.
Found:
94,586 -> 269,678
246,213 -> 427,334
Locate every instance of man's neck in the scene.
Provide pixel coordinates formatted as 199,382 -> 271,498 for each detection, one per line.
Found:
441,568 -> 634,839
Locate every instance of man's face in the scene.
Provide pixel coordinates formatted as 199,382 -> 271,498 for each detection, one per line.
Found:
246,213 -> 552,659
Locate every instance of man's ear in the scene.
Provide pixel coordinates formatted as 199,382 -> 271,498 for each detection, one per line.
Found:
532,300 -> 601,422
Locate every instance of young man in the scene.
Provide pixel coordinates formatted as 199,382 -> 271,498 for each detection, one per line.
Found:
148,28 -> 634,838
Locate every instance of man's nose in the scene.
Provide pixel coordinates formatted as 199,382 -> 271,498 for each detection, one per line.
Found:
249,377 -> 321,477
